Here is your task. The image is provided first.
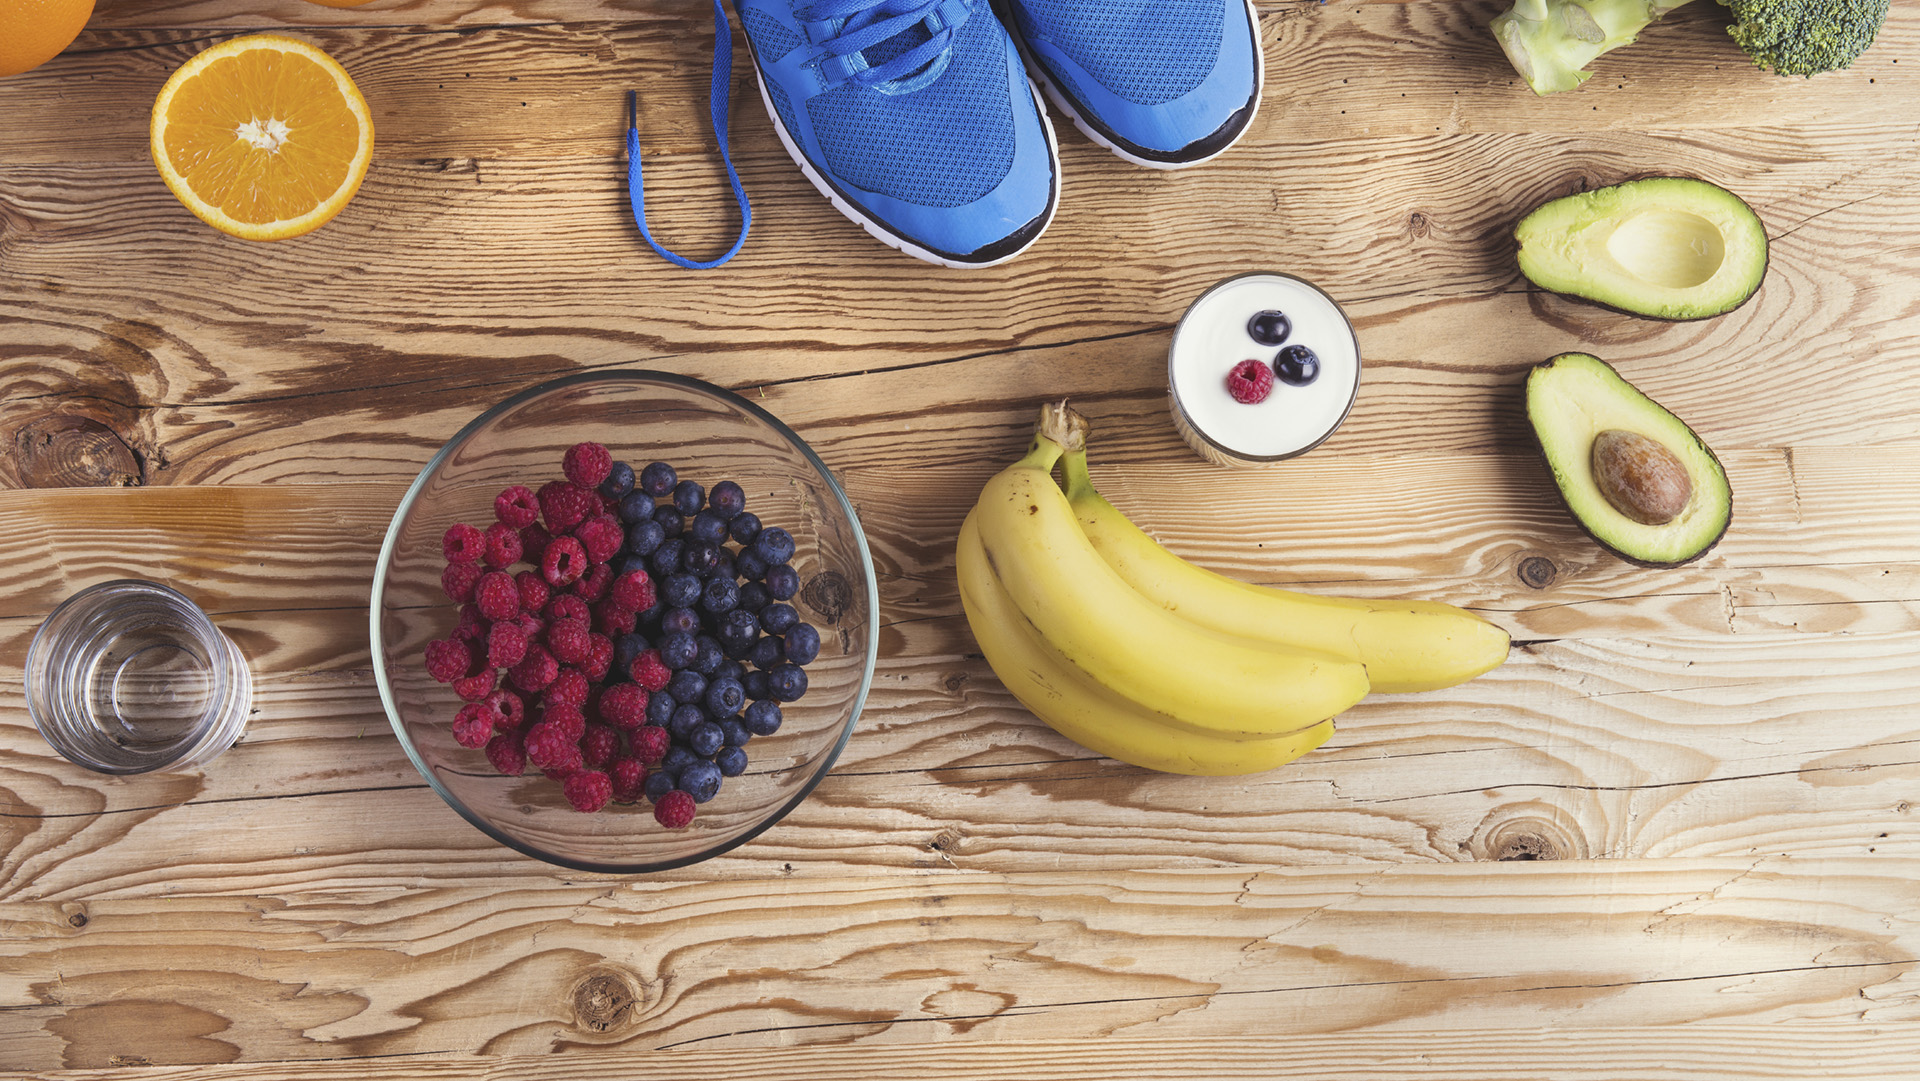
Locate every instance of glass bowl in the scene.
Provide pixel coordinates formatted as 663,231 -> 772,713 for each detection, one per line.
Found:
370,371 -> 878,873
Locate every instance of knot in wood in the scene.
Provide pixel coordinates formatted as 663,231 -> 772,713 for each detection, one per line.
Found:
1517,555 -> 1557,590
14,416 -> 143,488
1470,803 -> 1589,863
1407,211 -> 1432,238
801,569 -> 853,626
572,971 -> 640,1034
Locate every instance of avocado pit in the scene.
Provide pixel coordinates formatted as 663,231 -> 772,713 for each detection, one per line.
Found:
1591,429 -> 1691,525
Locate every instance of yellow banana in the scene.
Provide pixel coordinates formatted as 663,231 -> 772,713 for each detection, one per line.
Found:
971,404 -> 1369,740
1060,448 -> 1509,694
958,511 -> 1334,776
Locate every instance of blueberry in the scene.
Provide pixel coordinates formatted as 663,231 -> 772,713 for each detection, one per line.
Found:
1273,344 -> 1320,386
612,553 -> 650,581
709,480 -> 746,520
682,540 -> 722,577
651,504 -> 684,538
713,659 -> 747,687
738,581 -> 771,613
743,669 -> 772,701
688,721 -> 725,757
661,605 -> 701,637
635,596 -> 663,628
721,718 -> 751,747
715,745 -> 749,777
679,759 -> 723,803
691,636 -> 724,675
704,677 -> 745,718
662,745 -> 699,775
644,769 -> 678,801
668,669 -> 707,705
719,607 -> 759,645
784,622 -> 821,665
662,573 -> 702,609
598,461 -> 636,500
617,490 -> 655,524
625,518 -> 665,557
735,549 -> 770,582
712,548 -> 736,582
701,577 -> 739,615
646,691 -> 677,726
669,703 -> 705,738
728,511 -> 762,546
660,631 -> 698,670
768,662 -> 809,702
690,510 -> 729,544
765,563 -> 800,601
640,461 -> 678,498
749,636 -> 784,671
650,539 -> 685,579
612,633 -> 649,676
672,480 -> 705,517
1248,309 -> 1292,347
760,602 -> 798,635
743,699 -> 783,735
753,527 -> 796,565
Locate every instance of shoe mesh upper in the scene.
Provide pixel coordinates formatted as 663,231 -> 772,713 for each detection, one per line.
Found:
803,13 -> 1016,209
741,8 -> 803,61
1011,0 -> 1220,106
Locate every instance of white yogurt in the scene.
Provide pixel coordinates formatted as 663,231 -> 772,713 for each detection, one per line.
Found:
1167,273 -> 1361,466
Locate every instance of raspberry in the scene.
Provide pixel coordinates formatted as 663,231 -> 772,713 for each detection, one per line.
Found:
524,721 -> 583,771
441,561 -> 484,603
538,481 -> 596,533
546,618 -> 591,665
508,642 -> 558,693
485,731 -> 528,775
455,603 -> 488,637
423,638 -> 474,683
515,570 -> 551,613
631,723 -> 670,764
591,600 -> 636,638
513,610 -> 546,644
563,441 -> 614,488
474,571 -> 521,622
582,633 -> 614,682
563,768 -> 614,813
580,724 -> 620,768
483,522 -> 523,569
653,789 -> 696,828
495,485 -> 540,528
1225,359 -> 1274,405
453,703 -> 495,748
451,667 -> 498,702
542,536 -> 589,587
608,756 -> 648,802
485,688 -> 526,730
609,570 -> 655,612
598,683 -> 649,729
629,649 -> 671,692
570,562 -> 613,603
465,612 -> 515,664
546,665 -> 590,708
545,593 -> 590,623
574,515 -> 624,564
541,702 -> 587,739
519,521 -> 553,565
443,523 -> 487,563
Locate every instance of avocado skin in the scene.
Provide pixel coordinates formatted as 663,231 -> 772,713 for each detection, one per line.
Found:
1515,177 -> 1769,323
1526,353 -> 1732,569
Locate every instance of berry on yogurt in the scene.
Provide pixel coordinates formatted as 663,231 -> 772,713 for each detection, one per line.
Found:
1225,359 -> 1274,404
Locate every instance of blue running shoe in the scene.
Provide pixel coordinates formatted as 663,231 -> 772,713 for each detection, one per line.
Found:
995,0 -> 1264,169
732,0 -> 1061,267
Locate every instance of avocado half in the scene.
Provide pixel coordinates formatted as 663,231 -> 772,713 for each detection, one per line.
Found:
1515,177 -> 1768,321
1526,353 -> 1732,568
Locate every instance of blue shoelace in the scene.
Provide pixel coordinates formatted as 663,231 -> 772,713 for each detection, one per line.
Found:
625,0 -> 751,270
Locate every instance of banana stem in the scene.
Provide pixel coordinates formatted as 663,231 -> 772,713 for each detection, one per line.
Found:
1034,400 -> 1088,456
1060,447 -> 1094,500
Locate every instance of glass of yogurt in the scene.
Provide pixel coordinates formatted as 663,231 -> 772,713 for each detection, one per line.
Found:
1167,272 -> 1362,467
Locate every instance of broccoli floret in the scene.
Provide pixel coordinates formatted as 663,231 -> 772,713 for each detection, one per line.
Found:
1492,0 -> 1699,96
1720,0 -> 1889,77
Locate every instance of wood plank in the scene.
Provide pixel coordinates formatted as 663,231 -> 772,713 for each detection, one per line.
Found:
2,859 -> 1918,1070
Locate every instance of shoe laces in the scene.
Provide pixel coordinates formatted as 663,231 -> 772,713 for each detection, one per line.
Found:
796,0 -> 967,88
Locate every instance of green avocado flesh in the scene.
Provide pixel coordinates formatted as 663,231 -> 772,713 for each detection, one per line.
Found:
1516,177 -> 1768,320
1526,353 -> 1732,567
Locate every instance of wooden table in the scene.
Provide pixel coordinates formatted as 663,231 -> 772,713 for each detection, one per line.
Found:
5,0 -> 1919,1076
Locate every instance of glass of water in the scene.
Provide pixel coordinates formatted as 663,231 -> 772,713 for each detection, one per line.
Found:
25,580 -> 252,774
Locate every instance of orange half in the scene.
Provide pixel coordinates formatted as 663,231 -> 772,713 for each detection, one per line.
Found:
150,33 -> 374,241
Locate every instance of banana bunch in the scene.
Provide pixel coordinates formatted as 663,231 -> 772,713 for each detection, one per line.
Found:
957,402 -> 1509,776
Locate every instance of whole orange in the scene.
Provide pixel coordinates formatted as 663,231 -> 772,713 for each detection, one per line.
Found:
0,0 -> 95,77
